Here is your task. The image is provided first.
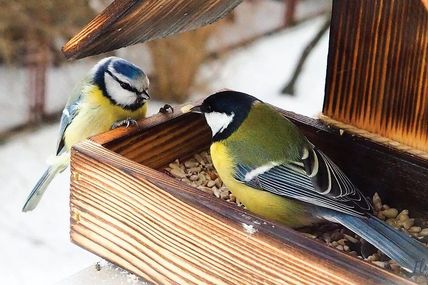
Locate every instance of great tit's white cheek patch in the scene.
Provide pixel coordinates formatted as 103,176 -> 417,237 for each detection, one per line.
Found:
105,74 -> 137,106
204,112 -> 235,136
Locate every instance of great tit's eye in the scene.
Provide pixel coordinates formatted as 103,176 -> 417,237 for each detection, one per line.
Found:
206,105 -> 213,112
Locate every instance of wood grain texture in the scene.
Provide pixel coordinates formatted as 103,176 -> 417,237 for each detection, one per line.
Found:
422,0 -> 428,10
324,0 -> 428,152
62,0 -> 242,59
70,140 -> 412,285
90,106 -> 428,217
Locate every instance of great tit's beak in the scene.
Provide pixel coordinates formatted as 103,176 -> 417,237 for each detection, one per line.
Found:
190,105 -> 202,114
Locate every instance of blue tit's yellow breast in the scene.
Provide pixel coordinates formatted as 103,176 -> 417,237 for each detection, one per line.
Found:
210,142 -> 320,228
63,85 -> 148,150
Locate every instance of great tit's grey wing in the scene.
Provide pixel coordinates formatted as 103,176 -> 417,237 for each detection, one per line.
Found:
234,147 -> 372,217
302,146 -> 371,210
56,92 -> 82,155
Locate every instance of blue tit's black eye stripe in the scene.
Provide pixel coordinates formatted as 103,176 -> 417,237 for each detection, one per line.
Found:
106,70 -> 141,95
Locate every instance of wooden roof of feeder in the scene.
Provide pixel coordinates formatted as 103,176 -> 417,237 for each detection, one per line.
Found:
64,0 -> 428,284
62,0 -> 242,59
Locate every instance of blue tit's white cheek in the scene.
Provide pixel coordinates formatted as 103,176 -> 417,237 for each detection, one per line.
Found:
204,112 -> 235,137
104,74 -> 137,106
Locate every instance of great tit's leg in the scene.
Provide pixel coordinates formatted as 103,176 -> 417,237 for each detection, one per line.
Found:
111,118 -> 139,129
159,104 -> 174,114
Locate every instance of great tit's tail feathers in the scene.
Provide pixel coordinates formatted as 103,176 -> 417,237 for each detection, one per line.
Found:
326,213 -> 428,274
22,153 -> 69,212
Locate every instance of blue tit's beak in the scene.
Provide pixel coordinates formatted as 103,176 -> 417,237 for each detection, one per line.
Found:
190,105 -> 202,114
142,90 -> 150,100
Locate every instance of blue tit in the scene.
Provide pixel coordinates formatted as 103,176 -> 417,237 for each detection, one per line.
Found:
191,90 -> 428,274
22,56 -> 150,212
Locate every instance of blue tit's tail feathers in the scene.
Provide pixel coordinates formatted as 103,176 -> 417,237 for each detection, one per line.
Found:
325,212 -> 428,274
22,153 -> 69,212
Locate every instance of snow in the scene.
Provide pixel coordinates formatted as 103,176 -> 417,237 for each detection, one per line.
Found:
242,223 -> 258,235
206,0 -> 330,52
195,16 -> 329,117
0,60 -> 96,132
58,260 -> 150,285
0,16 -> 328,285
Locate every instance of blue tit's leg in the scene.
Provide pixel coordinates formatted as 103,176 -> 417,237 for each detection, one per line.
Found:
159,104 -> 174,114
111,118 -> 139,129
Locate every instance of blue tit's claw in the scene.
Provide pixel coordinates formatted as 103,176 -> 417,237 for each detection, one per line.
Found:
111,118 -> 139,129
159,104 -> 174,114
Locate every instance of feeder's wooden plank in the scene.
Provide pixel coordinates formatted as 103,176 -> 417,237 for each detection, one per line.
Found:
90,108 -> 428,217
70,140 -> 411,285
62,0 -> 242,59
324,0 -> 428,152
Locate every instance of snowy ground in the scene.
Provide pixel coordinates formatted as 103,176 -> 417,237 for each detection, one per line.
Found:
0,17 -> 329,285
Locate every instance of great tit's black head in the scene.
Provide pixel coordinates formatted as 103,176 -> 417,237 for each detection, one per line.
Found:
194,90 -> 260,141
93,57 -> 150,111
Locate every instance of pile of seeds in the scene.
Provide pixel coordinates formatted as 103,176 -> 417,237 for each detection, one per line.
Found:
165,152 -> 428,283
165,151 -> 244,207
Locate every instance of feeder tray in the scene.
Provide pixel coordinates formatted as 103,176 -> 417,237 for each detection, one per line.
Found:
70,105 -> 428,285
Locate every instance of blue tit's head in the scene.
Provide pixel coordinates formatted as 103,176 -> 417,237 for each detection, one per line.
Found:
192,90 -> 260,141
92,57 -> 150,111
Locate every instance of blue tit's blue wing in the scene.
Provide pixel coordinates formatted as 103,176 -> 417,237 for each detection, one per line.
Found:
56,92 -> 82,155
234,146 -> 372,217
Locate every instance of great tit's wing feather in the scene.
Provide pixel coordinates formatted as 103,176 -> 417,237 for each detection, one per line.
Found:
234,148 -> 372,217
303,147 -> 372,211
56,92 -> 82,155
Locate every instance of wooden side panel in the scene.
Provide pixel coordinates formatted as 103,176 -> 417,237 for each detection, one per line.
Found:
104,114 -> 211,169
324,0 -> 428,152
70,140 -> 411,285
62,0 -> 242,59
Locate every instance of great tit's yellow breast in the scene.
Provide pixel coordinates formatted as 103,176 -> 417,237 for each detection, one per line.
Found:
63,85 -> 147,150
210,142 -> 320,228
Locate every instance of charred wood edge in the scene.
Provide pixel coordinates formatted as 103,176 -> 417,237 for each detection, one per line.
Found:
71,140 -> 411,285
62,0 -> 242,60
62,0 -> 138,59
90,101 -> 204,146
320,115 -> 428,160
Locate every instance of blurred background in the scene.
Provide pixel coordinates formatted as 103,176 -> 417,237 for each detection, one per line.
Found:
0,0 -> 331,284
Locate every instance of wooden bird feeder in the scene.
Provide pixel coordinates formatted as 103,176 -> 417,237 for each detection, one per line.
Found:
65,0 -> 428,284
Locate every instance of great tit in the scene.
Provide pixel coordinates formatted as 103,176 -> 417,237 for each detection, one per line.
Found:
22,57 -> 150,212
192,90 -> 428,274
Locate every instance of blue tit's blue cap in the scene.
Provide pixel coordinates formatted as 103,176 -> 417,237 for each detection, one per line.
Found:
112,59 -> 145,80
